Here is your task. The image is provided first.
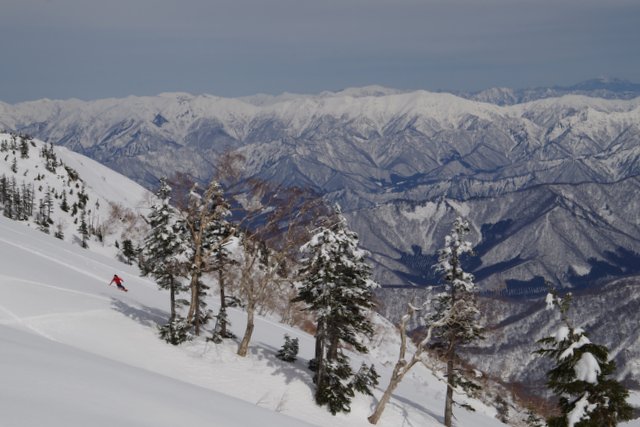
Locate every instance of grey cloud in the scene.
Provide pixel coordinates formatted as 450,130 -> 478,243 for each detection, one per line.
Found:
1,0 -> 639,102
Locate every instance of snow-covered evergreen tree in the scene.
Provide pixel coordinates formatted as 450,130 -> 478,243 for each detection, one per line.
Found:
315,352 -> 354,415
537,291 -> 633,427
19,136 -> 29,159
294,208 -> 378,414
206,206 -> 235,343
143,178 -> 190,344
276,334 -> 299,363
351,362 -> 379,396
431,216 -> 482,427
78,208 -> 89,248
121,239 -> 136,265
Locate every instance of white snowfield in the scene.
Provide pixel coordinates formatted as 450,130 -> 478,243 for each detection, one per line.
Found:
0,215 -> 508,427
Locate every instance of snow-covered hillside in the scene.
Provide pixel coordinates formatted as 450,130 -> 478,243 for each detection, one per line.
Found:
0,135 -> 513,426
0,197 -> 509,427
1,117 -> 639,427
0,132 -> 150,257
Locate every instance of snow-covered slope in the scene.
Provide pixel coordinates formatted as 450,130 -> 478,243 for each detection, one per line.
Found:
0,132 -> 150,257
0,206 -> 508,426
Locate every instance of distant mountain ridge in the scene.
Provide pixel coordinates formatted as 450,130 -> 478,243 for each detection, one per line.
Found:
0,79 -> 639,292
459,77 -> 640,105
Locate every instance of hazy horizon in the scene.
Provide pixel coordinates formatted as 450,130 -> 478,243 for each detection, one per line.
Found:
2,0 -> 639,103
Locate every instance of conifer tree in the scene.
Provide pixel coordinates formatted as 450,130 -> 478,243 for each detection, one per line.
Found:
537,291 -> 633,427
294,208 -> 378,414
431,216 -> 483,427
122,239 -> 136,265
12,178 -> 23,220
19,137 -> 29,159
54,220 -> 64,240
78,208 -> 89,248
0,175 -> 7,204
276,334 -> 299,363
143,178 -> 190,344
3,176 -> 14,218
351,363 -> 379,396
60,191 -> 69,212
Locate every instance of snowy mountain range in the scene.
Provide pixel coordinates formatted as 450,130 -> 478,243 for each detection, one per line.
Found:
1,80 -> 639,294
460,77 -> 640,105
0,132 -> 515,427
2,73 -> 640,423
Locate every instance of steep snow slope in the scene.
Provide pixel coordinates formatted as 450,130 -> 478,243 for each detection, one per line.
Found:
0,210 -> 507,427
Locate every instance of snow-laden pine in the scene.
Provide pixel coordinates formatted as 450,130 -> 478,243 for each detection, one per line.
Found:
537,291 -> 633,426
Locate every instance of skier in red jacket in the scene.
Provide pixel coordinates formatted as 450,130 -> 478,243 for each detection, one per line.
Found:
109,274 -> 128,292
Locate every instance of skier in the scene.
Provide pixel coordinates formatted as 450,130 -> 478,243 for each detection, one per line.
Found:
109,274 -> 128,292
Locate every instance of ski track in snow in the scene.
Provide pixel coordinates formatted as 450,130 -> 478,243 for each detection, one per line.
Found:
0,223 -> 155,291
0,275 -> 112,302
0,301 -> 59,341
0,234 -> 108,283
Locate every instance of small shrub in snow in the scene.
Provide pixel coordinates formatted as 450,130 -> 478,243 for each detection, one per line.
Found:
276,334 -> 299,362
350,363 -> 379,396
158,317 -> 192,345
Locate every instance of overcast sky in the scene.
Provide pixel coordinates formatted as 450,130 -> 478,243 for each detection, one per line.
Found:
1,0 -> 639,103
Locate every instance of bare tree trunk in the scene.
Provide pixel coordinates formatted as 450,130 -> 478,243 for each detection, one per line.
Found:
187,272 -> 199,323
194,280 -> 201,336
327,332 -> 339,360
313,319 -> 326,398
169,277 -> 176,322
368,305 -> 433,424
186,219 -> 203,325
314,321 -> 324,365
368,359 -> 415,424
218,269 -> 228,337
237,302 -> 255,357
186,273 -> 198,322
444,343 -> 455,427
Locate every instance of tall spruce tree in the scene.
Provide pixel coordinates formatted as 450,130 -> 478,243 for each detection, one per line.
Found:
209,219 -> 236,343
537,291 -> 632,427
78,208 -> 89,248
294,208 -> 378,414
122,239 -> 136,265
431,216 -> 483,427
143,178 -> 190,344
19,137 -> 29,159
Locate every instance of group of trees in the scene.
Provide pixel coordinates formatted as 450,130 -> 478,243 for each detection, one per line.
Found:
141,171 -> 383,414
0,134 -> 99,244
140,171 -> 491,422
141,170 -> 633,426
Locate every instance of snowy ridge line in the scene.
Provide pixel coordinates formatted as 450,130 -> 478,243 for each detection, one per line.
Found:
0,274 -> 111,302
